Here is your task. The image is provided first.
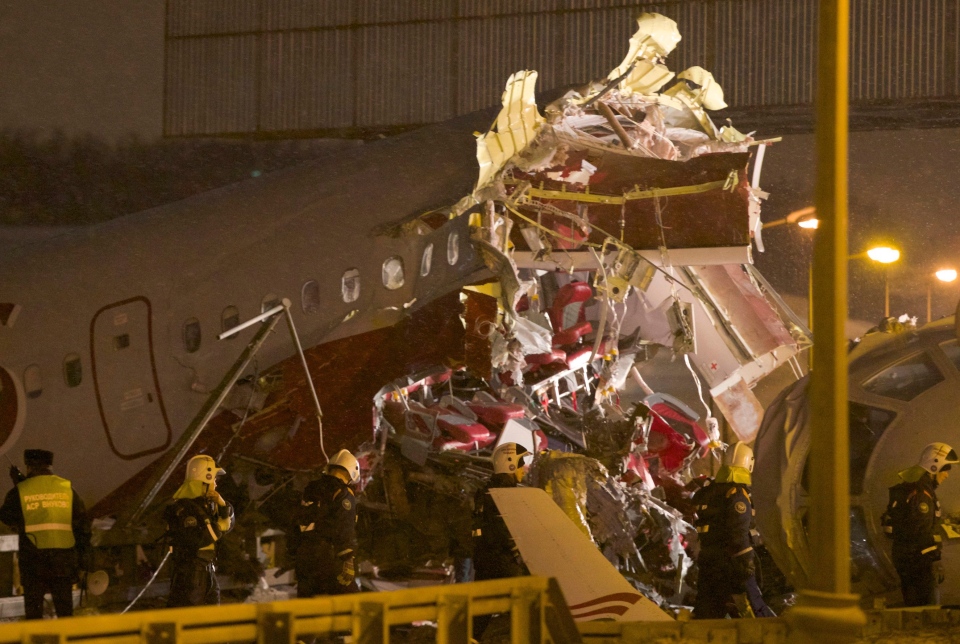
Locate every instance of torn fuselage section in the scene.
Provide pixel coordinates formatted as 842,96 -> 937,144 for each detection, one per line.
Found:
361,12 -> 806,612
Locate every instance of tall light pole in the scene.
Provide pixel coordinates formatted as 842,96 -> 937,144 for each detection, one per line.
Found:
928,268 -> 958,323
863,246 -> 900,317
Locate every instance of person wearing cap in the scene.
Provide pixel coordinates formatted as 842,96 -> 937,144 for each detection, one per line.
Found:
472,442 -> 531,582
164,454 -> 235,607
0,449 -> 91,619
289,449 -> 360,597
692,442 -> 775,619
882,442 -> 958,606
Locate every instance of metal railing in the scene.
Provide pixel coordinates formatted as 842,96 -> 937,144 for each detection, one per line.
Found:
0,576 -> 582,644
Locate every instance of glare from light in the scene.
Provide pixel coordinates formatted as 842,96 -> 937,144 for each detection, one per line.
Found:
936,268 -> 958,283
797,217 -> 819,229
866,246 -> 900,264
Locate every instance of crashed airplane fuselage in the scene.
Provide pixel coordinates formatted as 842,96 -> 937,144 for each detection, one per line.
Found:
0,10 -> 804,569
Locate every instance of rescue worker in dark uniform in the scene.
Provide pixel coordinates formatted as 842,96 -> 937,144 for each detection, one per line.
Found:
0,449 -> 90,619
164,454 -> 235,607
882,442 -> 958,606
289,449 -> 359,597
692,442 -> 775,619
472,442 -> 530,582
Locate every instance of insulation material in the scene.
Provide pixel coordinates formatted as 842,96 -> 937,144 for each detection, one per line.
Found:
608,13 -> 682,95
710,376 -> 765,442
476,71 -> 544,190
528,451 -> 595,539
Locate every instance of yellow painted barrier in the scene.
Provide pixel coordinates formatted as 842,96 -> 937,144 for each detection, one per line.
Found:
0,576 -> 582,644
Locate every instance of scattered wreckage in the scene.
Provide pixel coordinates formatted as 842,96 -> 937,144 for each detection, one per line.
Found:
352,12 -> 808,614
74,13 -> 808,616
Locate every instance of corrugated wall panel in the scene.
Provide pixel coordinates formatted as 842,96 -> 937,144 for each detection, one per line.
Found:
165,36 -> 259,135
164,0 -> 960,137
457,13 -> 565,114
459,0 -> 566,19
355,22 -> 456,126
259,30 -> 355,132
354,0 -> 457,24
560,8 -> 635,88
167,0 -> 260,37
262,0 -> 352,31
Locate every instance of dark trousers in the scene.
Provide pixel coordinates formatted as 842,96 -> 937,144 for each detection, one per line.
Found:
168,556 -> 219,607
896,557 -> 937,607
19,550 -> 78,620
295,540 -> 353,599
694,556 -> 775,619
22,570 -> 73,620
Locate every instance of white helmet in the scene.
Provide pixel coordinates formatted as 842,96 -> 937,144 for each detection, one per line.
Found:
326,449 -> 360,484
493,442 -> 531,476
185,455 -> 225,484
724,442 -> 755,473
919,442 -> 959,473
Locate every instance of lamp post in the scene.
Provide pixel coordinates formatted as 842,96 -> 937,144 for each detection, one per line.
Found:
927,268 -> 958,323
762,206 -> 819,230
866,246 -> 900,317
846,246 -> 900,317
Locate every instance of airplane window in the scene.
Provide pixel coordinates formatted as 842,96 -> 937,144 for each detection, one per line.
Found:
801,401 -> 896,494
261,294 -> 282,313
861,351 -> 944,401
447,232 -> 459,265
420,243 -> 434,277
63,354 -> 82,388
302,281 -> 321,314
342,269 -> 360,303
24,365 -> 41,399
183,318 -> 202,354
114,334 -> 130,350
382,257 -> 405,290
938,340 -> 960,372
221,306 -> 240,338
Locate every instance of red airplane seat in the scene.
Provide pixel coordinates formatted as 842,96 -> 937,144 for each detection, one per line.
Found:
525,349 -> 567,366
641,412 -> 695,473
465,401 -> 527,427
565,347 -> 593,371
548,282 -> 593,346
438,395 -> 479,421
433,412 -> 495,451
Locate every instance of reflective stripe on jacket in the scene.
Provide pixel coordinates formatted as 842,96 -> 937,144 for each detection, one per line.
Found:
17,475 -> 75,549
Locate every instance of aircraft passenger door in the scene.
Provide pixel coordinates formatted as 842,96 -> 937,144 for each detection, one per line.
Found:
91,297 -> 171,460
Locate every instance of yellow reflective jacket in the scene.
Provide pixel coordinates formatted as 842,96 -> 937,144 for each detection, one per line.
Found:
17,475 -> 75,550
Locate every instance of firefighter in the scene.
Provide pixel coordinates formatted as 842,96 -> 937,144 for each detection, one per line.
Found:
0,449 -> 91,620
289,449 -> 359,598
882,442 -> 958,606
692,442 -> 775,619
472,442 -> 530,582
164,454 -> 235,607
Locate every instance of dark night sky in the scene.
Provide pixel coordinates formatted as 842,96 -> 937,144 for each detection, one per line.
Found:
2,2 -> 959,325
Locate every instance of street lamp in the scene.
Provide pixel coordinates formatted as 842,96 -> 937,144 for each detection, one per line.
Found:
849,245 -> 901,316
927,268 -> 958,323
761,206 -> 819,230
865,246 -> 900,264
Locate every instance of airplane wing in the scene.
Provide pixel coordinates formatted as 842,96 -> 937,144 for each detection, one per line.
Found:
490,487 -> 673,622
